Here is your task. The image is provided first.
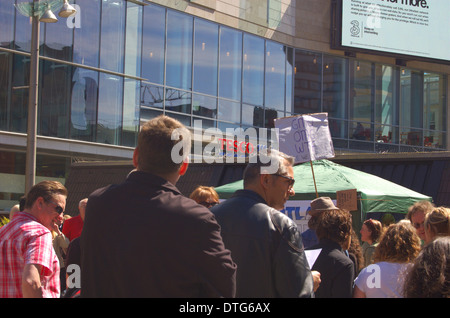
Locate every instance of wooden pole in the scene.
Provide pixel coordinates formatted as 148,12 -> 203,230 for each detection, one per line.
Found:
310,160 -> 318,198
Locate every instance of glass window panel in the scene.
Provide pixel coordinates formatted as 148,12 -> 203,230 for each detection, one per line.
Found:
424,130 -> 445,149
323,55 -> 347,119
193,19 -> 218,95
141,83 -> 164,109
294,50 -> 321,114
10,54 -> 30,133
142,4 -> 165,84
286,47 -> 294,114
218,121 -> 241,133
219,26 -> 242,101
242,104 -> 263,127
375,64 -> 397,129
423,73 -> 446,133
218,99 -> 240,123
0,1 -> 14,49
265,41 -> 285,111
122,78 -> 140,147
140,108 -> 163,124
265,108 -> 282,128
97,73 -> 123,145
350,121 -> 372,141
165,112 -> 191,127
400,127 -> 422,147
400,69 -> 423,129
329,118 -> 348,139
39,61 -> 71,138
73,0 -> 100,67
242,34 -> 264,106
14,6 -> 34,53
124,2 -> 142,78
166,11 -> 192,90
375,125 -> 398,144
193,116 -> 215,129
350,60 -> 373,123
323,55 -> 347,139
70,68 -> 98,142
43,12 -> 73,61
193,93 -> 217,118
165,88 -> 191,114
0,52 -> 11,130
99,0 -> 125,73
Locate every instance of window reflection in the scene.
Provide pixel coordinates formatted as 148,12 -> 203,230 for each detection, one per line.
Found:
100,0 -> 125,73
350,60 -> 373,125
70,68 -> 98,141
424,130 -> 445,149
265,42 -> 285,111
219,27 -> 242,101
166,11 -> 192,90
122,78 -> 140,147
141,83 -> 164,109
286,47 -> 294,113
243,34 -> 264,106
218,99 -> 240,124
97,73 -> 123,145
242,104 -> 264,128
0,53 -> 11,130
400,128 -> 422,147
43,12 -> 73,61
424,73 -> 446,133
400,70 -> 423,129
142,4 -> 165,84
165,89 -> 191,114
323,55 -> 347,139
10,54 -> 29,133
193,94 -> 217,118
294,50 -> 321,114
194,19 -> 218,96
73,0 -> 101,67
124,2 -> 142,78
0,1 -> 14,49
13,6 -> 32,53
375,65 -> 397,143
40,61 -> 71,138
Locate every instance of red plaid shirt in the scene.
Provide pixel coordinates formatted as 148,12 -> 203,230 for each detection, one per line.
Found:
0,211 -> 60,298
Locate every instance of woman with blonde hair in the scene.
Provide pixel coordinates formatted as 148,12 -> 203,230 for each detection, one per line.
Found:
424,207 -> 450,244
353,221 -> 421,298
190,186 -> 220,209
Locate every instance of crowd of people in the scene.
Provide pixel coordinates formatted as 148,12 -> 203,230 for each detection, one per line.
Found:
0,115 -> 449,298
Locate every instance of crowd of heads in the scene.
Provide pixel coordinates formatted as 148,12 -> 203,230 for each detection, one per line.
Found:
1,115 -> 449,299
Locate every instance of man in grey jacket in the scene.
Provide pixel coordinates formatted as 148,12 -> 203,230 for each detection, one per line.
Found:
212,150 -> 317,297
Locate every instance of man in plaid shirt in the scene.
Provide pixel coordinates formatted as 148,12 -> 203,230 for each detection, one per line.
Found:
0,181 -> 68,298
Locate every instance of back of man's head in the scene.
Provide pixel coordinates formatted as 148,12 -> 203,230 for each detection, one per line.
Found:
136,115 -> 191,175
243,149 -> 293,188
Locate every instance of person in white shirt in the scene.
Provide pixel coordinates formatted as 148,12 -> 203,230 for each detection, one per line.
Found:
353,221 -> 421,298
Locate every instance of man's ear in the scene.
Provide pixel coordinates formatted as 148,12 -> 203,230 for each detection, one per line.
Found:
179,158 -> 189,176
260,174 -> 271,190
132,147 -> 139,168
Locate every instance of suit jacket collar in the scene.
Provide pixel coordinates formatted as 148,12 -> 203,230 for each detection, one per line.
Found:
232,189 -> 268,205
126,170 -> 181,195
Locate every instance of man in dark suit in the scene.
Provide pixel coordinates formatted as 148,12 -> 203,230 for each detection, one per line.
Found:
80,115 -> 236,297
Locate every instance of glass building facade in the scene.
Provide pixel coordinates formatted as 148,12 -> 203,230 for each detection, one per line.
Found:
0,0 -> 448,210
